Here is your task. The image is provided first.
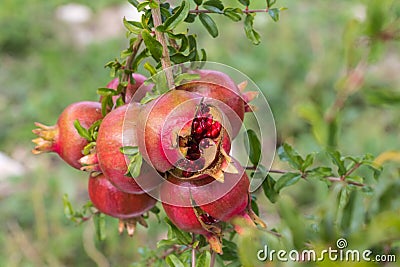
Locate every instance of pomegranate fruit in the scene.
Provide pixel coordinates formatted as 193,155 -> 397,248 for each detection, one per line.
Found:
160,159 -> 264,253
177,69 -> 257,138
137,89 -> 234,181
81,104 -> 161,193
102,73 -> 152,104
32,101 -> 102,169
88,174 -> 157,235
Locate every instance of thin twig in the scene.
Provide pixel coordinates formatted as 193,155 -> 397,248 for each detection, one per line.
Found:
210,251 -> 216,267
122,35 -> 143,82
326,177 -> 365,187
245,166 -> 288,174
189,9 -> 269,14
245,166 -> 366,187
151,0 -> 175,89
341,162 -> 361,180
191,233 -> 196,267
191,247 -> 196,267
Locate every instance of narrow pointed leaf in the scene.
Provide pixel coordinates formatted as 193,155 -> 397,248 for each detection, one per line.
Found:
199,13 -> 219,38
163,1 -> 190,31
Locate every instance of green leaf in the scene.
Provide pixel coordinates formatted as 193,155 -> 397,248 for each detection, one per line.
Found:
157,238 -> 180,248
73,119 -> 91,141
184,13 -> 197,23
166,254 -> 185,267
119,146 -> 139,155
244,14 -> 261,45
128,0 -> 139,7
301,153 -> 315,172
141,29 -> 163,61
149,1 -> 158,9
196,251 -> 211,267
365,87 -> 400,106
163,1 -> 190,31
97,88 -> 118,96
170,52 -> 190,64
268,8 -> 280,21
137,1 -> 150,12
277,143 -> 304,170
199,13 -> 219,38
93,213 -> 107,241
267,0 -> 277,7
140,91 -> 161,104
164,217 -> 192,244
115,96 -> 125,107
251,195 -> 259,216
126,153 -> 143,178
123,17 -> 143,34
262,175 -> 279,203
143,62 -> 157,76
238,0 -> 249,6
244,129 -> 262,166
131,49 -> 149,72
274,172 -> 301,193
63,194 -> 74,221
100,95 -> 113,117
174,73 -> 200,86
82,142 -> 96,156
203,0 -> 224,14
221,239 -> 238,261
223,8 -> 242,22
307,166 -> 333,179
194,0 -> 203,5
328,150 -> 347,176
88,119 -> 101,140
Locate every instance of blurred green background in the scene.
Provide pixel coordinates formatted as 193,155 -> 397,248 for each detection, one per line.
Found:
1,0 -> 399,266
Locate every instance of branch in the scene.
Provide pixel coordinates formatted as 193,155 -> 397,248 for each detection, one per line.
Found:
150,0 -> 175,89
122,35 -> 143,82
189,9 -> 269,14
245,166 -> 366,187
326,177 -> 365,187
210,251 -> 216,267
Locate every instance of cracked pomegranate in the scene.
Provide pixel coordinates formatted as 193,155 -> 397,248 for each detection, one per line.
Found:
177,69 -> 257,138
137,90 -> 233,181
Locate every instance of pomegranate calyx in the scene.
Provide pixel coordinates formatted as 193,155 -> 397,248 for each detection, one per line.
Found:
205,234 -> 223,254
118,216 -> 148,237
32,122 -> 58,154
79,153 -> 101,174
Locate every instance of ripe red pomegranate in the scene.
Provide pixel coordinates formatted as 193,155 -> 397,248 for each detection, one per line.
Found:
137,89 -> 234,181
160,159 -> 262,253
83,104 -> 161,193
177,69 -> 257,138
88,174 -> 157,235
32,101 -> 102,169
103,73 -> 152,104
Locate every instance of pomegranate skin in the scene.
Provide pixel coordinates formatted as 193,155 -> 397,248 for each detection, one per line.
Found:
96,104 -> 161,193
193,163 -> 249,221
32,101 -> 103,169
88,174 -> 157,219
177,69 -> 245,138
137,90 -> 201,173
160,159 -> 249,226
